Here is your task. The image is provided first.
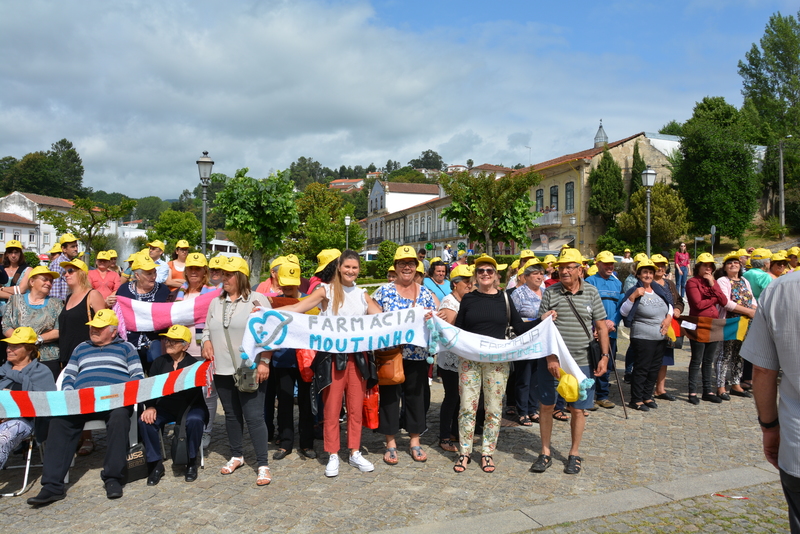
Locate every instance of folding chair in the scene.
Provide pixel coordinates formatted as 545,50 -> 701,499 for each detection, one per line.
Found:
1,434 -> 43,497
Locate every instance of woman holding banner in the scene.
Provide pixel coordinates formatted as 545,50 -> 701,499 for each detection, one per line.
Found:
453,254 -> 551,474
371,246 -> 437,466
279,249 -> 382,477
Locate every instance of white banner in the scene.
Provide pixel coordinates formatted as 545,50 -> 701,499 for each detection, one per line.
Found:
241,307 -> 430,357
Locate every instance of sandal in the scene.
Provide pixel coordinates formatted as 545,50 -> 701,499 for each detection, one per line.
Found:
504,407 -> 517,418
256,466 -> 272,486
518,414 -> 533,426
530,413 -> 540,424
220,456 -> 245,475
529,453 -> 552,473
481,455 -> 495,473
553,409 -> 569,421
409,445 -> 427,462
453,454 -> 471,473
564,455 -> 582,475
383,447 -> 398,465
77,439 -> 95,456
439,439 -> 458,452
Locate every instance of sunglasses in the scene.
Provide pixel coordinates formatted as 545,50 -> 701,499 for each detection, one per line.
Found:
475,268 -> 495,275
65,268 -> 77,274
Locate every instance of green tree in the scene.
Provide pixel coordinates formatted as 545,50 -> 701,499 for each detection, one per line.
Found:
289,156 -> 323,190
2,152 -> 54,195
672,112 -> 759,244
384,160 -> 401,173
659,120 -> 684,136
617,183 -> 690,246
588,147 -> 625,227
214,168 -> 299,285
224,228 -> 255,262
48,138 -> 86,198
91,190 -> 131,206
145,210 -> 202,252
134,196 -> 170,224
739,10 -> 800,137
408,149 -> 445,171
375,240 -> 399,277
629,141 -> 647,197
387,166 -> 429,183
39,198 -> 137,256
0,156 -> 19,194
439,170 -> 541,255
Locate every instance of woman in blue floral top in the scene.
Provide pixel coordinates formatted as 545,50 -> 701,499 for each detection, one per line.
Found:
371,246 -> 436,465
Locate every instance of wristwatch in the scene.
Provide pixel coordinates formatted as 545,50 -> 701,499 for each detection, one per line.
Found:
600,353 -> 611,358
35,335 -> 44,346
758,416 -> 779,429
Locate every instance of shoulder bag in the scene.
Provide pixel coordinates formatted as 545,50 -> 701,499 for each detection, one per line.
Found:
223,300 -> 259,393
502,291 -> 517,339
170,403 -> 193,465
375,283 -> 417,386
564,294 -> 601,372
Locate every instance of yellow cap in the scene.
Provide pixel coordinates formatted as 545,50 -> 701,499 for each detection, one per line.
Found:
49,243 -> 63,254
587,265 -> 598,276
131,255 -> 157,271
450,264 -> 473,279
270,256 -> 287,271
473,253 -> 498,268
519,249 -> 535,260
787,247 -> 800,257
387,265 -> 395,273
636,259 -> 657,272
520,258 -> 542,272
561,244 -> 570,249
554,248 -> 583,265
315,249 -> 342,273
86,309 -> 119,328
393,246 -> 418,262
2,326 -> 38,345
722,252 -> 742,263
696,252 -> 716,264
633,252 -> 648,264
650,254 -> 669,265
28,265 -> 60,280
624,248 -> 631,253
147,240 -> 166,250
543,254 -> 557,264
557,369 -> 579,403
457,250 -> 468,259
595,251 -> 615,263
277,262 -> 301,287
96,251 -> 112,261
160,324 -> 192,343
175,240 -> 190,249
60,259 -> 88,272
510,259 -> 520,269
108,249 -> 118,258
59,233 -> 78,245
4,240 -> 23,250
285,254 -> 300,265
185,252 -> 208,268
736,248 -> 749,257
430,257 -> 442,264
416,261 -> 424,273
220,256 -> 250,277
750,248 -> 772,260
771,252 -> 788,262
125,253 -> 138,263
208,256 -> 224,269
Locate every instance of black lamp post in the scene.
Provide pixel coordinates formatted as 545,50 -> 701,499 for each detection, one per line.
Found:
641,165 -> 656,256
196,151 -> 214,255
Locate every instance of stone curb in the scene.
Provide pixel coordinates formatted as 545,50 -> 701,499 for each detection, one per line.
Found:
377,462 -> 780,534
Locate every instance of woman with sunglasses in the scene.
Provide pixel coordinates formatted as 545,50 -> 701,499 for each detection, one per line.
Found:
0,240 -> 30,318
674,243 -> 690,298
453,254 -> 552,473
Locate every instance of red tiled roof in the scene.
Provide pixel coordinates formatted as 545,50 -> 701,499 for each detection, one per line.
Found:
18,192 -> 74,209
330,178 -> 363,184
384,182 -> 440,194
0,212 -> 36,225
514,132 -> 645,175
123,219 -> 143,225
472,164 -> 513,173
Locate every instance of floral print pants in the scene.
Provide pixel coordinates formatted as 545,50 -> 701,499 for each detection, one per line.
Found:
715,339 -> 744,388
458,358 -> 509,455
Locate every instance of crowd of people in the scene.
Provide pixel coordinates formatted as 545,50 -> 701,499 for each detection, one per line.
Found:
1,235 -> 798,511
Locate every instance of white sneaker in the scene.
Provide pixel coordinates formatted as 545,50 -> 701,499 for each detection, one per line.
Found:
348,451 -> 374,473
325,453 -> 339,477
202,433 -> 211,449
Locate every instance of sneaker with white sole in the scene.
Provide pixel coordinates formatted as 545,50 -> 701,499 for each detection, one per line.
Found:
325,453 -> 339,477
348,451 -> 374,473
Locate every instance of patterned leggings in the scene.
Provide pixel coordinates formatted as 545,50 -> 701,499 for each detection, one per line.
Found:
458,359 -> 509,456
0,418 -> 33,469
715,339 -> 744,388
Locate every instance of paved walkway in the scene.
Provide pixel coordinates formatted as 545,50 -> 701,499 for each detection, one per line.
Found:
0,339 -> 789,533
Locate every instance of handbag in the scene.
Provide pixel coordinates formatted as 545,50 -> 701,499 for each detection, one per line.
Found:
375,347 -> 405,386
362,385 -> 379,429
223,301 -> 259,393
565,294 -> 602,372
502,291 -> 517,339
170,405 -> 192,465
122,442 -> 148,484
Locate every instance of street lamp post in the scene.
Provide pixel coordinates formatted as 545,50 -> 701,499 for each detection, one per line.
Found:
196,151 -> 214,255
345,215 -> 352,250
779,135 -> 792,238
641,165 -> 657,257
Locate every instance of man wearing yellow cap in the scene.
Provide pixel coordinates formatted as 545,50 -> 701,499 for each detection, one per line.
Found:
48,233 -> 80,300
788,247 -> 800,271
28,310 -> 144,505
743,249 -> 774,300
146,240 -> 171,284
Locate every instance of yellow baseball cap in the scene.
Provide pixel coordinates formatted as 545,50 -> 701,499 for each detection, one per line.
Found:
520,258 -> 542,272
208,256 -> 224,269
595,251 -> 615,263
86,309 -> 119,328
147,240 -> 166,250
220,256 -> 250,277
315,249 -> 342,273
125,253 -> 138,263
285,254 -> 300,265
473,253 -> 498,268
633,252 -> 648,264
561,244 -> 570,249
650,254 -> 669,265
624,248 -> 631,253
270,256 -> 287,271
59,233 -> 78,245
175,240 -> 190,249
450,264 -> 473,279
543,254 -> 557,264
131,255 -> 157,271
510,259 -> 520,269
696,252 -> 716,264
587,265 -> 598,276
4,240 -> 23,250
736,248 -> 750,257
49,243 -> 63,254
277,262 -> 301,287
430,257 -> 442,264
387,265 -> 395,273
554,248 -> 583,265
722,252 -> 742,263
750,248 -> 772,260
2,326 -> 38,345
636,259 -> 657,272
519,249 -> 535,260
394,246 -> 418,262
416,261 -> 424,273
771,252 -> 788,262
108,249 -> 118,258
457,250 -> 468,259
28,265 -> 60,279
787,246 -> 800,257
96,251 -> 112,261
160,324 -> 192,343
60,259 -> 88,272
185,252 -> 208,268
557,370 -> 579,403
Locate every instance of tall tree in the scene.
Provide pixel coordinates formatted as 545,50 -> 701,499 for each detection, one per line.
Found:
629,141 -> 647,197
617,183 -> 690,246
2,152 -> 54,195
588,147 -> 625,227
439,169 -> 541,254
386,166 -> 429,183
47,138 -> 86,198
658,120 -> 684,136
214,168 -> 299,284
134,196 -> 171,224
289,156 -> 323,190
408,149 -> 445,171
146,209 -> 202,251
39,198 -> 137,256
0,156 -> 19,194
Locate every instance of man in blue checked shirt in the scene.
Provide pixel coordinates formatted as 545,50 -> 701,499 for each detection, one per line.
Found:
585,251 -> 623,410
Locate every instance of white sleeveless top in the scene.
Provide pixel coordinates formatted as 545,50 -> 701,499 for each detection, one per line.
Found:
319,283 -> 368,317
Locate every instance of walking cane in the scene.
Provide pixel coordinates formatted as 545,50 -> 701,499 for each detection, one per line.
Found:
609,357 -> 628,419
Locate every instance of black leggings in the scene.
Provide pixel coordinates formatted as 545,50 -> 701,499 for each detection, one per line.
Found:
378,360 -> 427,435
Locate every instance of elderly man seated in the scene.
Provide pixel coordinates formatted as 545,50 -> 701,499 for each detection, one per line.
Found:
27,309 -> 144,505
139,325 -> 208,485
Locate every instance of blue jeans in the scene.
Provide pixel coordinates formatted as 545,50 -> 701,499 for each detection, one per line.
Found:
676,266 -> 689,298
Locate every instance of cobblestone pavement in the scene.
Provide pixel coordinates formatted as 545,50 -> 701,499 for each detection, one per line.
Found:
0,339 -> 790,533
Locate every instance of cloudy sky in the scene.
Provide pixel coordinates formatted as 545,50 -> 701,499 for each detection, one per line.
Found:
0,0 -> 795,199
